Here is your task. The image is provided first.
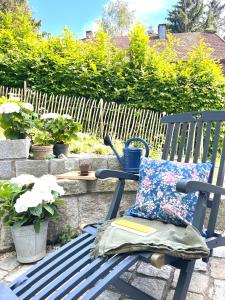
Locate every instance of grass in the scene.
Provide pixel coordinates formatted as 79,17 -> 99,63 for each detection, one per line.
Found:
70,132 -> 124,156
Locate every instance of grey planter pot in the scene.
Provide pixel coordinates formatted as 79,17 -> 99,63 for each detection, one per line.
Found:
11,221 -> 48,263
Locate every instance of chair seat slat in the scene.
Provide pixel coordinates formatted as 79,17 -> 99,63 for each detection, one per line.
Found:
10,233 -> 92,289
17,242 -> 95,299
32,254 -> 93,300
77,255 -> 139,300
14,235 -> 95,296
63,254 -> 131,300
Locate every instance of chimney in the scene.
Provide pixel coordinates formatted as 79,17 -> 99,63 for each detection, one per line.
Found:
158,24 -> 166,39
86,30 -> 93,39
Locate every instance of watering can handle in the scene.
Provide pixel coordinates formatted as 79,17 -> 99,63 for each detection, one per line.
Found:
125,138 -> 150,157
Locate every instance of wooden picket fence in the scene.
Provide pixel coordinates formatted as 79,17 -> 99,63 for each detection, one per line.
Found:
0,85 -> 166,150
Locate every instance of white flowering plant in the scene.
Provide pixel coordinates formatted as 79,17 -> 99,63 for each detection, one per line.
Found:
0,97 -> 37,139
0,174 -> 64,232
38,113 -> 82,144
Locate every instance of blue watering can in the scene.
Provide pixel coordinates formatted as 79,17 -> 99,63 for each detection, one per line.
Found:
104,135 -> 150,174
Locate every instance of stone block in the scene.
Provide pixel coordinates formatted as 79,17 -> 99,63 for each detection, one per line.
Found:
48,196 -> 79,241
87,179 -> 117,193
107,156 -> 121,170
137,262 -> 174,280
58,179 -> 87,195
120,193 -> 136,213
0,223 -> 14,252
172,270 -> 209,295
91,156 -> 108,170
78,193 -> 112,226
15,160 -> 49,177
0,139 -> 30,160
4,265 -> 31,283
213,246 -> 225,258
0,255 -> 19,272
194,259 -> 208,272
0,160 -> 14,179
166,290 -> 204,300
49,158 -> 79,175
213,280 -> 225,300
96,290 -> 121,300
210,258 -> 225,280
131,275 -> 167,300
0,269 -> 8,280
124,180 -> 138,192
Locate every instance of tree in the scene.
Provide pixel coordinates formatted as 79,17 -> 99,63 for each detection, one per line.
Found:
101,0 -> 135,37
204,0 -> 225,33
167,0 -> 204,32
0,0 -> 41,28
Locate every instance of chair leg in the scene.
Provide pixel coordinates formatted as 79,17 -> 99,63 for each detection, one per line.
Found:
173,261 -> 195,300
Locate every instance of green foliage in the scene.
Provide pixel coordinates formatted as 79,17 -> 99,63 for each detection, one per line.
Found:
57,224 -> 80,246
43,115 -> 82,144
31,114 -> 82,145
70,133 -> 124,155
167,0 -> 204,33
0,10 -> 225,114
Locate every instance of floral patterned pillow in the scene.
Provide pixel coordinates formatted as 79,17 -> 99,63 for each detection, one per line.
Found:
126,158 -> 212,226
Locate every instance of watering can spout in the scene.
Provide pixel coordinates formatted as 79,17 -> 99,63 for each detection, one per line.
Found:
103,135 -> 124,167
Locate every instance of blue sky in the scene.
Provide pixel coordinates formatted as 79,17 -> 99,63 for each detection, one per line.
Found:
29,0 -> 177,38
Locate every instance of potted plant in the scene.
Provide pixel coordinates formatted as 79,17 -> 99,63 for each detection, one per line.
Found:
0,97 -> 36,159
0,97 -> 36,139
40,113 -> 82,157
31,128 -> 55,160
0,174 -> 64,263
30,113 -> 58,160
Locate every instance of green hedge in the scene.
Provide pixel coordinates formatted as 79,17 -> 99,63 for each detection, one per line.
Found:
0,9 -> 225,113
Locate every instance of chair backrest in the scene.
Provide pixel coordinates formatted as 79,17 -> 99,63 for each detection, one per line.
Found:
160,111 -> 225,236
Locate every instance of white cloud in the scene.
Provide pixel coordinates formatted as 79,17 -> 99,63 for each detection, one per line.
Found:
128,0 -> 167,16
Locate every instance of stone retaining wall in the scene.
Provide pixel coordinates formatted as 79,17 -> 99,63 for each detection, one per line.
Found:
0,139 -> 225,253
0,148 -> 139,252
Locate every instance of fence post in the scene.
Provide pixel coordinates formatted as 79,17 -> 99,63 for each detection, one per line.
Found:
23,81 -> 27,102
99,99 -> 104,138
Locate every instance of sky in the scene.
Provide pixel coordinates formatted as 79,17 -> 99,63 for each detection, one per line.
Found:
29,0 -> 178,38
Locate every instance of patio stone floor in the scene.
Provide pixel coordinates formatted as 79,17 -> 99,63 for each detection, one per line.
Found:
0,245 -> 225,299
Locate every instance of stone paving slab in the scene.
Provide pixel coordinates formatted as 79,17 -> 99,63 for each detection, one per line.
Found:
0,247 -> 225,299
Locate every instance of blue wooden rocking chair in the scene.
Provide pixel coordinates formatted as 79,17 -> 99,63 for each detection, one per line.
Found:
2,110 -> 225,300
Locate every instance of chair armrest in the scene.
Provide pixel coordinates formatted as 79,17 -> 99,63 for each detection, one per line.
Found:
95,169 -> 139,181
176,180 -> 225,195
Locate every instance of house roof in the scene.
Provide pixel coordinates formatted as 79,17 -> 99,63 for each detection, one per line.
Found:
111,32 -> 225,62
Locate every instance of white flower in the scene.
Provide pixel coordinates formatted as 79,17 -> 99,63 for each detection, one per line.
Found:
10,174 -> 37,187
0,103 -> 20,114
32,175 -> 64,196
22,102 -> 34,111
62,114 -> 72,119
14,191 -> 42,213
14,190 -> 55,213
41,113 -> 58,120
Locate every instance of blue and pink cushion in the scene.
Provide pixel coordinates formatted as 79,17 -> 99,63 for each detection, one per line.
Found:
126,158 -> 212,226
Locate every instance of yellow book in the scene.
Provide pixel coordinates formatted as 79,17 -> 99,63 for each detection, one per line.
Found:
111,219 -> 156,236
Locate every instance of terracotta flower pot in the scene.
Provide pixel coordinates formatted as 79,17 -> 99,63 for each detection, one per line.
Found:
32,145 -> 53,160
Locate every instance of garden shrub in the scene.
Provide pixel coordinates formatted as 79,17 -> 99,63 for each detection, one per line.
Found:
0,11 -> 225,113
